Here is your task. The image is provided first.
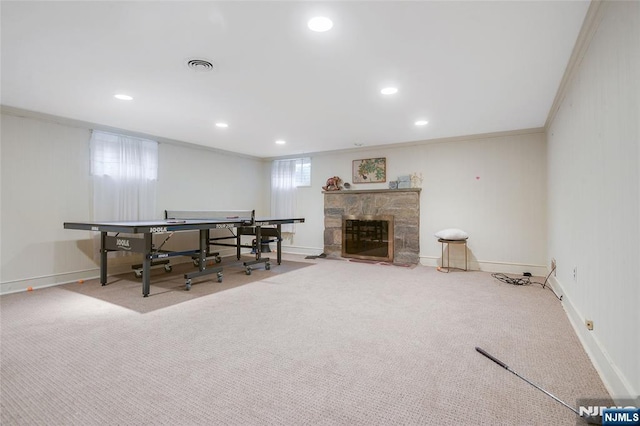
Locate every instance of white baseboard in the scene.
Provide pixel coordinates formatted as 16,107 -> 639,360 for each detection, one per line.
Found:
0,268 -> 101,295
281,251 -> 549,275
279,249 -> 551,276
0,247 -> 242,296
420,255 -> 548,277
279,245 -> 324,257
549,276 -> 639,405
0,245 -> 317,296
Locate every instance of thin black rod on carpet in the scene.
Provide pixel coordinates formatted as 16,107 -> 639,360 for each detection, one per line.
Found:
475,347 -> 601,425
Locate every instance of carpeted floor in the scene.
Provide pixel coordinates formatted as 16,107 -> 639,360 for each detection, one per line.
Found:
1,254 -> 610,425
58,256 -> 313,313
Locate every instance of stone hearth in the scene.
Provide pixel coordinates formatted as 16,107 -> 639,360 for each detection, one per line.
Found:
323,188 -> 420,264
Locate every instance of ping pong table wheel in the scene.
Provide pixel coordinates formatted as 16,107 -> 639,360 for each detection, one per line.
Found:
215,256 -> 222,263
217,272 -> 223,283
245,266 -> 252,275
134,270 -> 143,279
265,262 -> 271,270
164,264 -> 172,273
192,258 -> 200,267
185,279 -> 192,291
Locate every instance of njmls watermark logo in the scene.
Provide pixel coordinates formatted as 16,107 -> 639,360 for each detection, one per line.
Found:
578,399 -> 640,425
601,408 -> 639,425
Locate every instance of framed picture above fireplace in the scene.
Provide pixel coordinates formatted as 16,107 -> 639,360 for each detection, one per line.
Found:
352,157 -> 386,183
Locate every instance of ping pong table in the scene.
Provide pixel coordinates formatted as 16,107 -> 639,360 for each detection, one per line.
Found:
63,210 -> 305,297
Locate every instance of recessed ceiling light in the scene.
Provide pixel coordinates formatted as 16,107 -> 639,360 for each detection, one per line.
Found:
415,120 -> 429,126
114,94 -> 133,101
275,140 -> 286,145
308,17 -> 333,32
215,122 -> 229,128
380,87 -> 398,95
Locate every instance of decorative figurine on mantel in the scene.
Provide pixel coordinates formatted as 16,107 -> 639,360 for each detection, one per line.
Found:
410,172 -> 423,188
322,176 -> 343,191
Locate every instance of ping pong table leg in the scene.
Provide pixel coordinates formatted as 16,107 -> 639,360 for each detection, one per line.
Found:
184,228 -> 223,290
142,233 -> 153,297
255,226 -> 262,260
100,232 -> 107,285
236,227 -> 242,260
242,225 -> 272,274
276,224 -> 282,265
198,229 -> 208,271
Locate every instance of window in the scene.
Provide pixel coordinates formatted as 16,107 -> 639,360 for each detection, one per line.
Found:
293,157 -> 311,187
90,131 -> 158,181
90,130 -> 158,222
271,157 -> 311,233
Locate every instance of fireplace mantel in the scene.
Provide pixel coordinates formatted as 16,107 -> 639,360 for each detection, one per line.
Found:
323,188 -> 420,264
322,188 -> 421,195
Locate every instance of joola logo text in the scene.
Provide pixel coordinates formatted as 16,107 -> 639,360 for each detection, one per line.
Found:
116,239 -> 131,249
150,227 -> 167,233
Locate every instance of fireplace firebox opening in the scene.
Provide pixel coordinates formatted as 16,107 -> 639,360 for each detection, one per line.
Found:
342,215 -> 394,262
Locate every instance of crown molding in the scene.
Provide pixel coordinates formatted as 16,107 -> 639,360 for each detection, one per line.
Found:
0,105 -> 262,161
545,0 -> 607,130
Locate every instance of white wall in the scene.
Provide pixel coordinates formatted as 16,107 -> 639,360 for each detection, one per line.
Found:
273,130 -> 548,275
1,113 -> 94,293
155,142 -> 269,260
0,111 -> 267,293
158,143 -> 267,215
546,1 -> 639,403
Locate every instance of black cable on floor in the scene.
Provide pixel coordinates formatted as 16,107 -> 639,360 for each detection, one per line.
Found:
491,266 -> 561,300
491,273 -> 533,286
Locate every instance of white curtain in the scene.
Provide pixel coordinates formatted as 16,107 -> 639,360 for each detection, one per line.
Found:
89,130 -> 158,262
271,159 -> 298,234
90,130 -> 158,222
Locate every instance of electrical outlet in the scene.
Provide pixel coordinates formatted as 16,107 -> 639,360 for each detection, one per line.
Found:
551,258 -> 556,276
586,320 -> 594,331
573,266 -> 578,282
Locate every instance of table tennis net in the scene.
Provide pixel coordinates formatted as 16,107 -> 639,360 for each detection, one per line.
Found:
165,210 -> 255,223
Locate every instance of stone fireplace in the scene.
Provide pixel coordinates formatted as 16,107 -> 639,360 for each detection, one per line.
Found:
343,215 -> 394,262
324,188 -> 420,264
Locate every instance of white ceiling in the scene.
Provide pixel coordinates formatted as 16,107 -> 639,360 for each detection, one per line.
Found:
1,1 -> 589,159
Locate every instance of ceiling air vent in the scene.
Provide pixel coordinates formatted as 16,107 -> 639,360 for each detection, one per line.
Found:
186,59 -> 214,72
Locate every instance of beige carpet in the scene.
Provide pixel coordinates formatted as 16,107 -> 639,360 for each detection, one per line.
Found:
57,256 -> 313,313
1,255 -> 610,425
